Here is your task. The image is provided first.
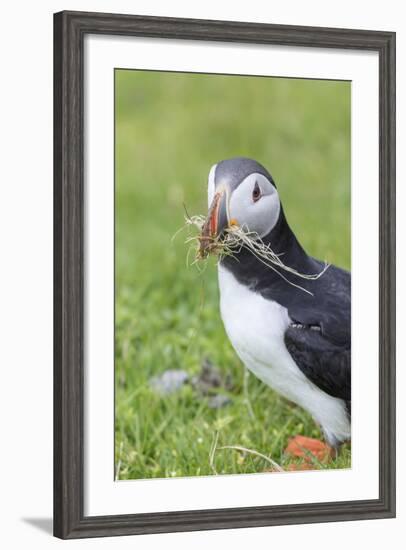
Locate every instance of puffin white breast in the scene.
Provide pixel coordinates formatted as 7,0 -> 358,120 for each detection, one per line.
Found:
218,264 -> 351,445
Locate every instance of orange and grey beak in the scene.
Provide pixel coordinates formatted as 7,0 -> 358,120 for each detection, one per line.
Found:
199,189 -> 229,257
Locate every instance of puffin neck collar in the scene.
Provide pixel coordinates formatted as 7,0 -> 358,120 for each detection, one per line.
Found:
220,208 -> 315,289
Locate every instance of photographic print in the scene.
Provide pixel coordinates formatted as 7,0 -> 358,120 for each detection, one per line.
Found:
114,69 -> 351,480
54,11 -> 395,538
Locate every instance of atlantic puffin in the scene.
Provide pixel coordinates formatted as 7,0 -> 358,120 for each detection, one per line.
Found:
201,157 -> 351,450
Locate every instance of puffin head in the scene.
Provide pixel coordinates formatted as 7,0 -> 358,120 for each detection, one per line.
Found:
201,157 -> 281,255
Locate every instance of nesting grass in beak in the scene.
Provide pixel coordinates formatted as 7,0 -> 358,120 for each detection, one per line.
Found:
182,211 -> 330,295
183,214 -> 227,261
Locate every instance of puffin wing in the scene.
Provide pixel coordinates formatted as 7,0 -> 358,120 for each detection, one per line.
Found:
284,325 -> 351,402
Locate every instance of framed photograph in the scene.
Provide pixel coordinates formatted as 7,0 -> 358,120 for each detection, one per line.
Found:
54,10 -> 396,539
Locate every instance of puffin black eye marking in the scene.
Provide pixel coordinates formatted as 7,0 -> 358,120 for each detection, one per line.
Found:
252,181 -> 261,202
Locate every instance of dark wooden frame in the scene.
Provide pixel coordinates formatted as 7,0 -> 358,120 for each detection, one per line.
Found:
54,10 -> 396,539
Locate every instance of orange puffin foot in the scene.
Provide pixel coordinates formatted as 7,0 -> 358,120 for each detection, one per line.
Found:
284,435 -> 334,469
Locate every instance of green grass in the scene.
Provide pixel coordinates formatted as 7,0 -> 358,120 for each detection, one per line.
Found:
115,69 -> 351,479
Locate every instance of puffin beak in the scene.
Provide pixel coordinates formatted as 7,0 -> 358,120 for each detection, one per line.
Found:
199,189 -> 229,257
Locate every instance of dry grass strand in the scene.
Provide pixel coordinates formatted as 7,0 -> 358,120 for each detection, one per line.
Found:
183,214 -> 329,295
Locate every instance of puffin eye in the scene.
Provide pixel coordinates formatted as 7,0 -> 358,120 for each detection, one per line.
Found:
252,181 -> 261,202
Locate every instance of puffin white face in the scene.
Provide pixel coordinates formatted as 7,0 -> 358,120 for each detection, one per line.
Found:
207,163 -> 280,239
228,173 -> 280,238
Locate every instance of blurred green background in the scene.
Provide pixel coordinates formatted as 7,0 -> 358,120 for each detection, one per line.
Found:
115,69 -> 351,480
